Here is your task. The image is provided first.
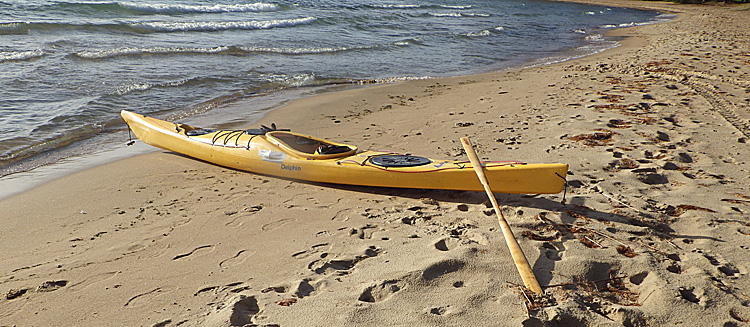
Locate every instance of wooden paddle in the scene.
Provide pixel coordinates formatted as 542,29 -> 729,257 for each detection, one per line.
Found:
460,137 -> 543,294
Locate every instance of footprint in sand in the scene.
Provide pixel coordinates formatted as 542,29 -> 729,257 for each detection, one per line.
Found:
172,244 -> 214,261
349,224 -> 378,240
422,259 -> 465,281
219,249 -> 256,269
5,288 -> 30,300
291,243 -> 331,260
261,218 -> 292,232
308,246 -> 380,275
292,279 -> 315,298
463,230 -> 489,245
331,208 -> 354,221
629,272 -> 649,285
194,281 -> 249,297
67,271 -> 119,292
427,306 -> 452,316
225,205 -> 264,228
542,242 -> 564,261
113,240 -> 172,259
358,279 -> 405,303
124,287 -> 169,307
36,280 -> 68,292
434,238 -> 458,251
309,257 -> 358,275
678,286 -> 702,304
700,251 -> 744,277
666,262 -> 682,274
203,295 -> 260,326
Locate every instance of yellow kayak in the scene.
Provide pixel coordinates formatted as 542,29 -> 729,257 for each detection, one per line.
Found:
121,110 -> 567,194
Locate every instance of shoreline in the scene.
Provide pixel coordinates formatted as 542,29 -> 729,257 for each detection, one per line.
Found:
0,82 -> 368,200
0,0 -> 658,186
2,1 -> 750,326
0,4 -> 666,200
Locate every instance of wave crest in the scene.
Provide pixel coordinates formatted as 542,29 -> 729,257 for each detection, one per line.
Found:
113,78 -> 191,96
133,17 -> 316,32
75,46 -> 230,59
0,50 -> 44,62
427,12 -> 490,18
368,4 -> 472,10
118,2 -> 280,14
73,38 -> 419,60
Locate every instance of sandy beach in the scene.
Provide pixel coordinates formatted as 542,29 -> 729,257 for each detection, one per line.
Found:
3,1 -> 750,326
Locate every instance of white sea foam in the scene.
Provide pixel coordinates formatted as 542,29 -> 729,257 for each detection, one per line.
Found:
114,82 -> 153,95
353,76 -> 431,84
281,74 -> 316,87
114,79 -> 190,96
601,21 -> 651,29
119,2 -> 280,13
394,39 -> 417,46
370,4 -> 421,9
440,5 -> 472,9
263,73 -> 317,87
467,30 -> 491,37
585,34 -> 605,42
76,39 -> 411,60
430,12 -> 460,17
0,22 -> 23,31
468,26 -> 503,37
242,46 -> 353,55
371,4 -> 471,9
0,49 -> 44,62
429,12 -> 489,18
242,39 -> 414,55
134,17 -> 316,32
75,46 -> 229,59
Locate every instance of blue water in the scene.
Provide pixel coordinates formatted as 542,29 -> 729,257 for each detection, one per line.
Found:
0,0 -> 665,176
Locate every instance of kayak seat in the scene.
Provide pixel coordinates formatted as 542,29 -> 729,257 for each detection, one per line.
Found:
266,131 -> 357,159
272,134 -> 321,154
315,145 -> 351,155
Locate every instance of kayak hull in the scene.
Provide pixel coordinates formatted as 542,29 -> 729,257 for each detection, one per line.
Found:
121,110 -> 568,194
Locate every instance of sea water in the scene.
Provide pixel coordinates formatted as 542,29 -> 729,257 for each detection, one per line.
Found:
0,0 -> 666,178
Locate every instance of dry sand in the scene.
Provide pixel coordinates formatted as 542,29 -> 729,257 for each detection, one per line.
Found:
2,1 -> 750,326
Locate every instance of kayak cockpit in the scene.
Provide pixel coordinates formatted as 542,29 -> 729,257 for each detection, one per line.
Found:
265,131 -> 357,159
172,120 -> 357,159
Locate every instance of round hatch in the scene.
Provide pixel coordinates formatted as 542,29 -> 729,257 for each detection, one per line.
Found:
370,155 -> 432,167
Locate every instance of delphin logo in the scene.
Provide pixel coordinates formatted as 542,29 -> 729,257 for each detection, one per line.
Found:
281,164 -> 301,171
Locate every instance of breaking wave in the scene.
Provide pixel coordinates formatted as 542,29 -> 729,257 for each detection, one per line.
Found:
118,2 -> 280,14
35,1 -> 280,15
0,50 -> 45,62
367,4 -> 472,10
74,46 -> 230,59
73,39 -> 420,59
132,17 -> 317,32
425,12 -> 490,18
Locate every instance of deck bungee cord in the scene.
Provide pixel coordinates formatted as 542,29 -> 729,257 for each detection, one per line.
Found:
337,157 -> 526,173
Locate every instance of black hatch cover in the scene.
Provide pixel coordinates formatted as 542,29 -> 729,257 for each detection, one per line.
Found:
370,155 -> 431,167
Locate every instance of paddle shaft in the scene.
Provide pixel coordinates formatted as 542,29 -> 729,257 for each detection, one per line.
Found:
460,137 -> 543,294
